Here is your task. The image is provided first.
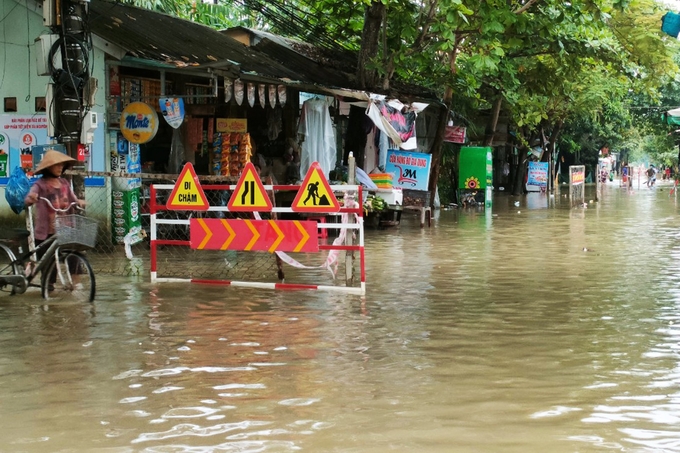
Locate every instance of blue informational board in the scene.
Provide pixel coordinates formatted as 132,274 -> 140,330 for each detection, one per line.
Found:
385,149 -> 432,191
527,161 -> 549,189
0,113 -> 106,186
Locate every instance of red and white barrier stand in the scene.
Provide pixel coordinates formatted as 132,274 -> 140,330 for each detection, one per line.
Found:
149,162 -> 366,295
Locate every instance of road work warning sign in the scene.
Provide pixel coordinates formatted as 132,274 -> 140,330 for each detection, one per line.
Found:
292,162 -> 340,212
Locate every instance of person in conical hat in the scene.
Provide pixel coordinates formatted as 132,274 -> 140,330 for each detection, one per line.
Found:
32,149 -> 76,176
25,150 -> 85,242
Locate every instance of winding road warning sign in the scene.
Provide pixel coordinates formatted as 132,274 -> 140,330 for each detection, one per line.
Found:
166,162 -> 209,211
292,162 -> 340,212
227,162 -> 273,212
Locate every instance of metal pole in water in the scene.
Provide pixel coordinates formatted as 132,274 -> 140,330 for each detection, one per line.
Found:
595,162 -> 600,202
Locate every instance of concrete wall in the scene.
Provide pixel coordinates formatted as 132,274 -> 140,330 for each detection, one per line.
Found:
0,0 -> 107,219
0,0 -> 51,114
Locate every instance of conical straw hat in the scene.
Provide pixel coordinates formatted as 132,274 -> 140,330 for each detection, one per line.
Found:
34,150 -> 76,175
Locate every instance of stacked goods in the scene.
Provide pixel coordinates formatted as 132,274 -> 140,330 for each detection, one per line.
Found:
369,173 -> 394,189
364,194 -> 387,213
403,189 -> 430,207
238,134 -> 252,173
212,132 -> 253,177
112,188 -> 141,245
211,133 -> 223,174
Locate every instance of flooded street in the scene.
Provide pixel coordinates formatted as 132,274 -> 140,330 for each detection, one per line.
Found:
3,182 -> 680,452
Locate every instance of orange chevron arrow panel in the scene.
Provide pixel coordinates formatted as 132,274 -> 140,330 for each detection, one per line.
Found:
190,218 -> 319,252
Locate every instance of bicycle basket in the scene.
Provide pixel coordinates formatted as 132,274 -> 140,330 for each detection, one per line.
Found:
55,215 -> 98,249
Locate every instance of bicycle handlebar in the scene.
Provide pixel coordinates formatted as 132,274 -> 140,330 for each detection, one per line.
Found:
38,197 -> 84,213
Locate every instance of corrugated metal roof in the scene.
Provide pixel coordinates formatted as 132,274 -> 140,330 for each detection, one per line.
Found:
88,0 -> 439,102
223,27 -> 438,102
221,27 -> 358,90
88,0 -> 302,81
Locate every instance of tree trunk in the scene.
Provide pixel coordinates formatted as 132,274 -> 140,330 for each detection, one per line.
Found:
483,95 -> 503,147
428,101 -> 450,207
512,152 -> 527,196
357,2 -> 385,90
546,120 -> 563,192
427,39 -> 460,207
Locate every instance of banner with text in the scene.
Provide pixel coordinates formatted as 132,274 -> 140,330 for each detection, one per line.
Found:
526,161 -> 549,191
384,149 -> 431,191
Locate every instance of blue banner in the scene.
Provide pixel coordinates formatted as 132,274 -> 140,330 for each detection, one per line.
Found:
527,161 -> 549,188
385,149 -> 432,191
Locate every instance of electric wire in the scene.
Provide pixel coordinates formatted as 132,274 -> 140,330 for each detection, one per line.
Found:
0,1 -> 16,92
25,2 -> 30,103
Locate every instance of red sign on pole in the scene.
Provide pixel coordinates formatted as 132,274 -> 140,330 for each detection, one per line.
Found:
444,125 -> 466,144
190,218 -> 319,253
77,144 -> 87,162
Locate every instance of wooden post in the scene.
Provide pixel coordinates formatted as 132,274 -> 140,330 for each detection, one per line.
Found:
346,152 -> 356,283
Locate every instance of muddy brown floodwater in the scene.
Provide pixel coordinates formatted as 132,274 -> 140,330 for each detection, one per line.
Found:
2,181 -> 680,452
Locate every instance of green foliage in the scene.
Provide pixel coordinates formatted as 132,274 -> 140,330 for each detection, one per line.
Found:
124,0 -> 680,171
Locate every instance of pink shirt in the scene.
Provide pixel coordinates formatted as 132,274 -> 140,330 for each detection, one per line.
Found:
28,177 -> 78,240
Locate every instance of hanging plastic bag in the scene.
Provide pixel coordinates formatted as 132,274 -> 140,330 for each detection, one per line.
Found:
5,166 -> 31,214
224,78 -> 233,104
247,83 -> 256,108
258,84 -> 266,109
268,85 -> 277,108
234,79 -> 244,106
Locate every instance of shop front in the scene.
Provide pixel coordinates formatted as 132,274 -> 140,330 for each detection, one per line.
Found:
90,0 -> 442,242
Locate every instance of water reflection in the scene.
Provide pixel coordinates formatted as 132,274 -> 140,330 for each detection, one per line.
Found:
2,184 -> 680,451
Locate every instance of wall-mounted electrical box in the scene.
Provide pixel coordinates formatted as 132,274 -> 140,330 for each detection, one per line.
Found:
46,83 -> 55,137
42,0 -> 56,28
35,34 -> 60,76
81,111 -> 98,144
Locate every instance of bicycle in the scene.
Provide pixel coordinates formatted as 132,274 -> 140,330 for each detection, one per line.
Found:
0,198 -> 97,302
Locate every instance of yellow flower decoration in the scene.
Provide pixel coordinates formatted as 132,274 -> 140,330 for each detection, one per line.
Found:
464,176 -> 480,189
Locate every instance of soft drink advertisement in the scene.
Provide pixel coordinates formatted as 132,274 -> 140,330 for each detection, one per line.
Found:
526,161 -> 549,191
0,114 -> 48,181
385,149 -> 432,191
159,97 -> 185,129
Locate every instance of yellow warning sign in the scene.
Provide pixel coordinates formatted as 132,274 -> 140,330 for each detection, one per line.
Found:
292,162 -> 340,212
166,162 -> 209,211
227,161 -> 273,212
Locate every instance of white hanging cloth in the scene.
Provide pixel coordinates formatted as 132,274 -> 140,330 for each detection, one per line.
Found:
298,97 -> 337,179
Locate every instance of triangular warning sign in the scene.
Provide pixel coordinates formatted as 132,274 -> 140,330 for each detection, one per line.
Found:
227,161 -> 273,212
292,162 -> 340,212
166,162 -> 209,211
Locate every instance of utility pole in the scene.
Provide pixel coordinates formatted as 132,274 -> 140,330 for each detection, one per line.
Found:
43,0 -> 96,192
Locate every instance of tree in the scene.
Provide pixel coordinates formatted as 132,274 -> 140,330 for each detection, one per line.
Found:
125,0 -> 680,199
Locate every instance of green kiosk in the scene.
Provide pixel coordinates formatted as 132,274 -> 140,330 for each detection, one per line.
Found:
458,146 -> 493,208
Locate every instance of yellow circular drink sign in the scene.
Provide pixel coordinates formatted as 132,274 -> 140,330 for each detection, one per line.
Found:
120,102 -> 159,144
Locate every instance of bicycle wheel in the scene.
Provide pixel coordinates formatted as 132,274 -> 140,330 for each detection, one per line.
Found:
0,244 -> 21,295
42,252 -> 95,302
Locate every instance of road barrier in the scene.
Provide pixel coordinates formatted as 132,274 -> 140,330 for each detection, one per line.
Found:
149,171 -> 366,295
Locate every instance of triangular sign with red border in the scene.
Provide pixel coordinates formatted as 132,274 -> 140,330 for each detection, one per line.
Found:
292,162 -> 340,212
166,162 -> 209,211
227,161 -> 273,212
